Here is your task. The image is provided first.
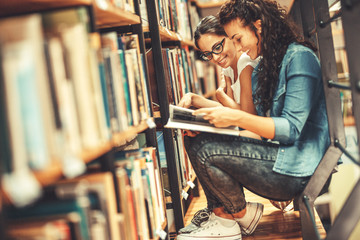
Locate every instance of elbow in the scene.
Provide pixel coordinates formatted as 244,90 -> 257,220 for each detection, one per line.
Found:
272,117 -> 299,144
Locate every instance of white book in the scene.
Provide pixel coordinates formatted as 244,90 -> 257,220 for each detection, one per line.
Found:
61,24 -> 100,149
165,105 -> 241,136
47,37 -> 82,155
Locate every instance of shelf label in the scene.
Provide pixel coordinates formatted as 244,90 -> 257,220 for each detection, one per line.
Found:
95,0 -> 108,10
156,229 -> 167,240
62,154 -> 86,178
2,169 -> 42,207
182,189 -> 189,200
187,181 -> 195,189
146,118 -> 156,129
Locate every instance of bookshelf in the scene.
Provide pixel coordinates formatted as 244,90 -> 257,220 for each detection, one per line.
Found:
0,0 -> 168,239
143,0 -> 220,234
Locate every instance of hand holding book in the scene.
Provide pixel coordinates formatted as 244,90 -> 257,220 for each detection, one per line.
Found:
165,105 -> 241,136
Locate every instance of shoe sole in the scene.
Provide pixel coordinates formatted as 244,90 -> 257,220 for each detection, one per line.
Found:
241,203 -> 264,235
176,234 -> 242,240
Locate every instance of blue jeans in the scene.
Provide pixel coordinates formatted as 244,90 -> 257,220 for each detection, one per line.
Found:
184,133 -> 313,214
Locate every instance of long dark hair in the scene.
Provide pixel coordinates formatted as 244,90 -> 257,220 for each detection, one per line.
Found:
194,15 -> 227,49
218,0 -> 316,114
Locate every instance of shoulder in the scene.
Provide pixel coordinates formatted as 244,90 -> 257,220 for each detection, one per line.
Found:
237,52 -> 258,72
283,43 -> 319,64
282,43 -> 321,78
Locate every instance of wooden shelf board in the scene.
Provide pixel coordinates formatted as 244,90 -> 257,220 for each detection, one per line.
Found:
95,5 -> 140,28
112,119 -> 151,146
195,0 -> 227,8
33,141 -> 112,187
0,0 -> 91,17
143,26 -> 194,46
2,119 -> 151,205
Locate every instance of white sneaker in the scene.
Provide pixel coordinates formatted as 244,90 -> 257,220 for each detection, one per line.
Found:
177,213 -> 242,240
235,202 -> 264,235
178,208 -> 211,234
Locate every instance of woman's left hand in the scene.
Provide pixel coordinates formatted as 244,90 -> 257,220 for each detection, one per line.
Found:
193,106 -> 240,128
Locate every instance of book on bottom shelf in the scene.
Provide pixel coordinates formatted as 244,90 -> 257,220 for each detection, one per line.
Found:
114,147 -> 167,240
165,104 -> 241,136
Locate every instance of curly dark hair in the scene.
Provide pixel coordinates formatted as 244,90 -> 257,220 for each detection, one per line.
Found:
194,15 -> 227,49
218,0 -> 316,114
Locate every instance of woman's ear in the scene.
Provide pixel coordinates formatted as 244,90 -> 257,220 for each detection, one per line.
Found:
254,19 -> 262,33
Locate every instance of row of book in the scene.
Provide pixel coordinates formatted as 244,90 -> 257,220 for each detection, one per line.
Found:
147,46 -> 219,112
0,6 -> 151,206
6,147 -> 167,240
140,0 -> 200,41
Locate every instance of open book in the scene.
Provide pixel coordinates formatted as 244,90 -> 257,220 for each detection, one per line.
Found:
164,105 -> 241,136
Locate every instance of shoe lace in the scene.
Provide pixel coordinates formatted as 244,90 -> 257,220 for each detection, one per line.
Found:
191,208 -> 211,226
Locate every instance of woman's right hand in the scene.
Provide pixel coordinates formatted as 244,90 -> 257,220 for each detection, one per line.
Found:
178,93 -> 193,108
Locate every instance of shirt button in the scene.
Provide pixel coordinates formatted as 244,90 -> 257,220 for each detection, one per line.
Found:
281,149 -> 285,152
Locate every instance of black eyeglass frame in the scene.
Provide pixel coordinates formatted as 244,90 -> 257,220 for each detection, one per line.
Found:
199,38 -> 226,61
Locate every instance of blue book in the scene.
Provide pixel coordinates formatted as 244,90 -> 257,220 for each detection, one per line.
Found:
98,62 -> 112,135
118,49 -> 133,126
15,46 -> 49,170
103,50 -> 120,133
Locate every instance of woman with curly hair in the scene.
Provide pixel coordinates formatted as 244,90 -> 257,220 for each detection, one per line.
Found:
176,0 -> 330,239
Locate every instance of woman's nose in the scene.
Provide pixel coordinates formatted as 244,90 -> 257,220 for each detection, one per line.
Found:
213,53 -> 221,62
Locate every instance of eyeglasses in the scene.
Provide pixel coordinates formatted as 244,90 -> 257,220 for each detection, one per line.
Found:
200,38 -> 226,61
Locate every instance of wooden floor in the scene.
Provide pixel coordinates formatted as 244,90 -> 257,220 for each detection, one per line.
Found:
179,186 -> 327,240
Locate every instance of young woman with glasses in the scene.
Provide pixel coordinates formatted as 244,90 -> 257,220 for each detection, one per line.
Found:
178,15 -> 259,117
176,0 -> 331,239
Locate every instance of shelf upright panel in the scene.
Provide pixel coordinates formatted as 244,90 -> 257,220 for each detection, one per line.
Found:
145,0 -> 185,231
326,1 -> 360,239
131,0 -> 159,150
293,0 -> 346,239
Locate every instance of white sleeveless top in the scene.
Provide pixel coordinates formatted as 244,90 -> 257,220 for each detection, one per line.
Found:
222,53 -> 260,103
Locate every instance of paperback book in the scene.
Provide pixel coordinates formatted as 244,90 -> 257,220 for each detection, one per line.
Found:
165,105 -> 241,136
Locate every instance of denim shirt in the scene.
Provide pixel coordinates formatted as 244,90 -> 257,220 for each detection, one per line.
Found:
252,43 -> 330,177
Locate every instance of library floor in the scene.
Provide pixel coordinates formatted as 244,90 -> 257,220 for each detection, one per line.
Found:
178,186 -> 327,240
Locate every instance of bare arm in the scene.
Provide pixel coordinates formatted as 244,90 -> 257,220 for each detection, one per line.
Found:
216,76 -> 241,109
194,106 -> 275,140
178,92 -> 222,109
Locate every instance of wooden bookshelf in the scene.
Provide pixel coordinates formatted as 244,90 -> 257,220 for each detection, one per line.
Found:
0,0 -> 140,28
94,4 -> 140,28
0,0 -> 91,17
1,120 -> 152,206
194,0 -> 227,8
143,26 -> 194,47
112,119 -> 153,146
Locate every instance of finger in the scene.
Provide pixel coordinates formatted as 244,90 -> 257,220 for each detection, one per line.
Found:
193,108 -> 211,115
